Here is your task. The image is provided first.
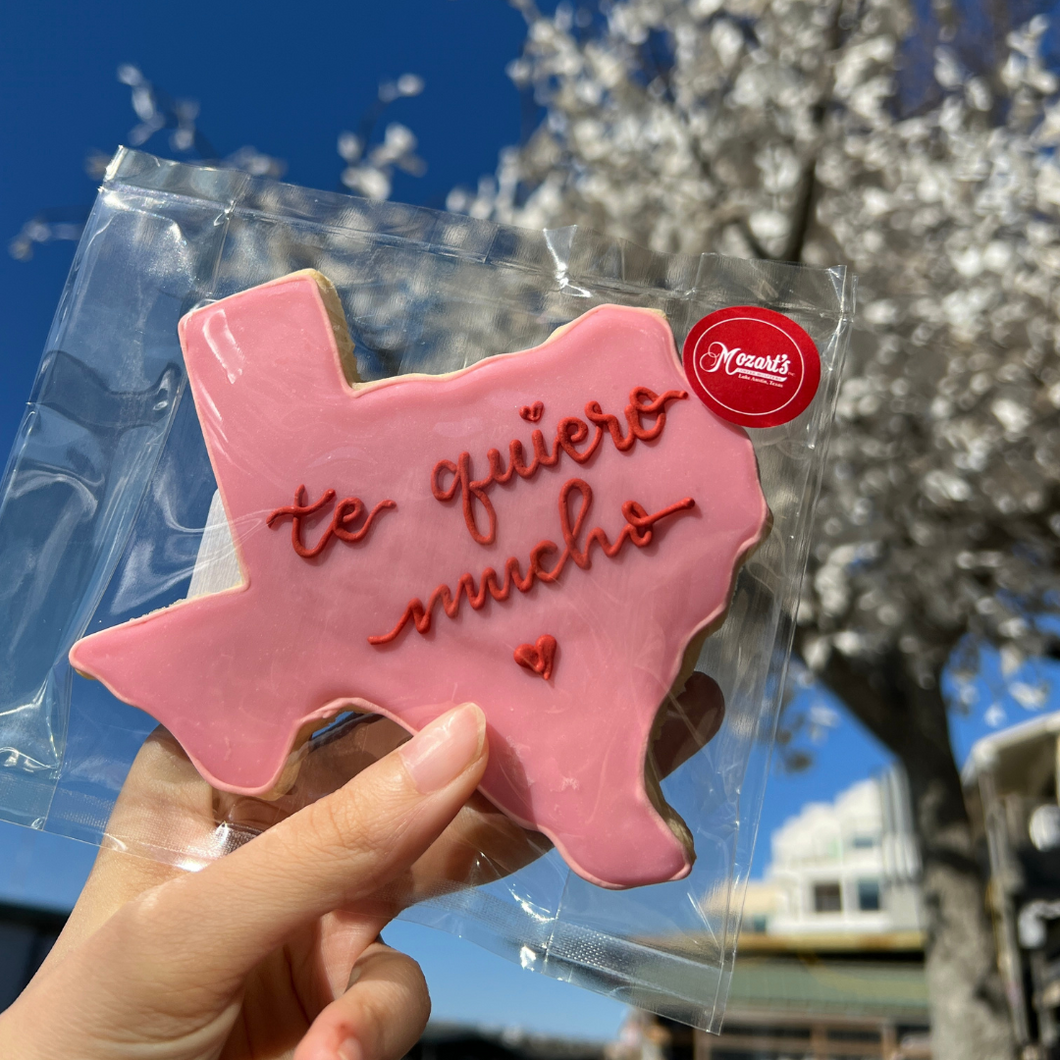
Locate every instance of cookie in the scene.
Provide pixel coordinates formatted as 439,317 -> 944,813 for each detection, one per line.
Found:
69,271 -> 770,888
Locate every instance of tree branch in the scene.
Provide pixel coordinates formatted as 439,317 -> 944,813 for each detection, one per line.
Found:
780,163 -> 817,263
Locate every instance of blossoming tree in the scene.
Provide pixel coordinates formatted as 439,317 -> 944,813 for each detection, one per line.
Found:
450,2 -> 1060,1056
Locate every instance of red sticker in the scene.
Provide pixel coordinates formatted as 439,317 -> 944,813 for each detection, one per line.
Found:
682,306 -> 821,428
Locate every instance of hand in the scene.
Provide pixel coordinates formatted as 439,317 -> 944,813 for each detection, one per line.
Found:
0,671 -> 724,1060
0,702 -> 489,1060
215,669 -> 727,898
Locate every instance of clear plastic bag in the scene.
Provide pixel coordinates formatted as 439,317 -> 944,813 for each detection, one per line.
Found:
0,148 -> 853,1030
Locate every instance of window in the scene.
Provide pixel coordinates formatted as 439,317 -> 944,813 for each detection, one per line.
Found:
852,835 -> 877,849
857,879 -> 881,912
813,882 -> 842,913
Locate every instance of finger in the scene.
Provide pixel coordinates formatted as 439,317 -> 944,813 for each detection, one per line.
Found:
397,793 -> 551,904
395,675 -> 723,903
314,910 -> 393,998
57,717 -> 391,963
47,727 -> 216,961
294,942 -> 430,1060
225,672 -> 718,917
651,672 -> 725,777
105,702 -> 487,991
218,713 -> 410,833
218,715 -> 551,912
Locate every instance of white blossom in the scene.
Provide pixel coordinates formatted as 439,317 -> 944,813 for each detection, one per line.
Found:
454,0 -> 1059,708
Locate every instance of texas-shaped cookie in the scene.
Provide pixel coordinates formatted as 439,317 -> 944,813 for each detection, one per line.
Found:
70,271 -> 769,889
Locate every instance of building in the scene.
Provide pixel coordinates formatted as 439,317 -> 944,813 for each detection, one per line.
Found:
674,770 -> 931,1058
964,711 -> 1060,1058
764,769 -> 922,941
691,956 -> 932,1059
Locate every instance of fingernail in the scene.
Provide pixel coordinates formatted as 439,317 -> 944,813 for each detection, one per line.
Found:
400,703 -> 485,793
301,1039 -> 358,1060
337,1038 -> 361,1060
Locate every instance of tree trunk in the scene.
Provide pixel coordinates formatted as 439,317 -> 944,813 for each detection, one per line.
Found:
817,649 -> 1017,1060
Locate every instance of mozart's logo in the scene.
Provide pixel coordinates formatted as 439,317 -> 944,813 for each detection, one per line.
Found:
699,341 -> 792,383
682,306 -> 821,429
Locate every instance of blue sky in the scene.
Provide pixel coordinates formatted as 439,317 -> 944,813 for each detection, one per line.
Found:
1,0 -> 1058,1042
0,0 -> 627,1039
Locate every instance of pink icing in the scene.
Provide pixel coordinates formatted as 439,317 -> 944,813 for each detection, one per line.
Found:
69,273 -> 769,889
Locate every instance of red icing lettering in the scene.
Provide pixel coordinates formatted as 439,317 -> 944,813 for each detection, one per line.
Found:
369,478 -> 695,645
431,387 -> 687,546
267,485 -> 396,558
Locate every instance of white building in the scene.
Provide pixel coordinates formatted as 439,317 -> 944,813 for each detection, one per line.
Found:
759,769 -> 923,938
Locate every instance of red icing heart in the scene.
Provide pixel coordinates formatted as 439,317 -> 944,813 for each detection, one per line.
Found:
519,401 -> 544,422
514,634 -> 557,680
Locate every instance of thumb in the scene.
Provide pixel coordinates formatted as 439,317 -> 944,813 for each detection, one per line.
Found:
99,702 -> 488,992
